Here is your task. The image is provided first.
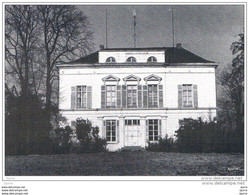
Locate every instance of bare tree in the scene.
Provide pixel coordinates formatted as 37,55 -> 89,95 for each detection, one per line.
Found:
5,5 -> 41,96
37,5 -> 93,113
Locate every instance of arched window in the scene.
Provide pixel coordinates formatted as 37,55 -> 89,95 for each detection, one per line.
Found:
106,57 -> 116,63
126,57 -> 136,63
147,56 -> 157,62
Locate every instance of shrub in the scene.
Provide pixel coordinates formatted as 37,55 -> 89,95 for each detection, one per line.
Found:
175,118 -> 243,153
146,135 -> 176,152
75,118 -> 107,153
51,126 -> 73,154
5,90 -> 51,155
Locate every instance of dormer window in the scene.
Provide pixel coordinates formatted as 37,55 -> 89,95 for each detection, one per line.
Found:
147,56 -> 157,62
126,57 -> 136,63
106,57 -> 116,63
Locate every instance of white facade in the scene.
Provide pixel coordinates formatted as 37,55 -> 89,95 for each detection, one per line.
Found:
58,47 -> 217,151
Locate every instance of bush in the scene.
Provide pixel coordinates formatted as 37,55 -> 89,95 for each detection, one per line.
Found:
75,118 -> 107,153
5,89 -> 51,155
146,118 -> 243,153
51,126 -> 73,154
175,118 -> 243,153
146,135 -> 175,152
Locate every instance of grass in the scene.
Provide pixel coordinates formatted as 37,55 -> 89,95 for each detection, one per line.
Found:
5,152 -> 244,176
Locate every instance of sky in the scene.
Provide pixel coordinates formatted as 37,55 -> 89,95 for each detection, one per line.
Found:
79,5 -> 244,72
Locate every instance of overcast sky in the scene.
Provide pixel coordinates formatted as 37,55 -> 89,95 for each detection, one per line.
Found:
79,5 -> 244,71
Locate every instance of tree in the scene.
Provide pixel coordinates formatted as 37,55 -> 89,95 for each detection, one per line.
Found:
37,5 -> 93,114
5,5 -> 41,96
218,33 -> 244,133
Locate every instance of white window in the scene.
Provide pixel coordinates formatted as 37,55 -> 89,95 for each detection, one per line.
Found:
106,120 -> 117,142
148,84 -> 158,107
106,85 -> 117,108
127,85 -> 137,108
125,119 -> 140,126
106,57 -> 116,63
76,86 -> 87,108
147,56 -> 157,62
182,84 -> 193,107
148,119 -> 159,141
126,57 -> 136,62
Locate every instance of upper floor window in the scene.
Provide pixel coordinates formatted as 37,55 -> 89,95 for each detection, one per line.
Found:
148,84 -> 158,108
182,84 -> 193,107
76,86 -> 87,108
126,57 -> 136,63
106,85 -> 117,108
106,57 -> 116,63
127,85 -> 138,108
178,84 -> 198,108
147,56 -> 157,62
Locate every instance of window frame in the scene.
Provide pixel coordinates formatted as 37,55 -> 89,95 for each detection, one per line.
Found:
147,56 -> 157,62
127,85 -> 138,108
148,84 -> 159,108
76,85 -> 87,109
182,84 -> 194,108
148,119 -> 160,142
105,120 -> 117,143
125,119 -> 140,126
126,56 -> 137,63
106,57 -> 116,63
106,85 -> 117,108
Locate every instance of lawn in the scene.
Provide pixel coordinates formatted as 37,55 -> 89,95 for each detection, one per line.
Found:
5,152 -> 244,176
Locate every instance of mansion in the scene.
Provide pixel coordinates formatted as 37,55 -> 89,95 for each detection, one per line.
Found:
57,44 -> 217,151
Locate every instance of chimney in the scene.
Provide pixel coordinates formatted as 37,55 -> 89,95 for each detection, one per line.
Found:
176,43 -> 182,49
99,45 -> 105,50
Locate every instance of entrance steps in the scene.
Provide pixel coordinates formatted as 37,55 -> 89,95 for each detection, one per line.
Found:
120,146 -> 145,152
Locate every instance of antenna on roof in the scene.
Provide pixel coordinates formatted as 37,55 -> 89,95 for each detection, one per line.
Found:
106,8 -> 108,48
133,10 -> 136,48
169,7 -> 175,48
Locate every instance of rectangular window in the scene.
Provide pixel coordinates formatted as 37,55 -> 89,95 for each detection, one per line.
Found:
106,85 -> 117,108
148,85 -> 158,107
127,85 -> 137,108
148,119 -> 160,141
182,84 -> 193,107
106,120 -> 116,142
76,86 -> 87,108
125,119 -> 140,126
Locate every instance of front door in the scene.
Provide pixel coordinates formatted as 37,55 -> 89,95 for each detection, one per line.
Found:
124,119 -> 141,146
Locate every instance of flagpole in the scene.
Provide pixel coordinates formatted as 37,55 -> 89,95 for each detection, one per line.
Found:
106,8 -> 108,48
171,7 -> 175,48
133,10 -> 136,48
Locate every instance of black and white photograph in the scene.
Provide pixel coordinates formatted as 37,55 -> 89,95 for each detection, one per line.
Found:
2,2 -> 246,194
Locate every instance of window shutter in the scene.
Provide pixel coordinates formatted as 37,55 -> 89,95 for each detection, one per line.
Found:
87,86 -> 92,109
101,85 -> 106,108
143,85 -> 148,108
159,119 -> 162,137
178,85 -> 183,108
138,85 -> 142,108
116,120 -> 119,143
103,120 -> 106,138
122,85 -> 127,108
71,86 -> 76,110
146,120 -> 148,138
159,85 -> 163,108
193,85 -> 198,108
117,85 -> 122,108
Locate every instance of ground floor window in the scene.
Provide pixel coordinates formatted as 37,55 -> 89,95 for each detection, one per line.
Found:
148,119 -> 160,141
106,120 -> 117,142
